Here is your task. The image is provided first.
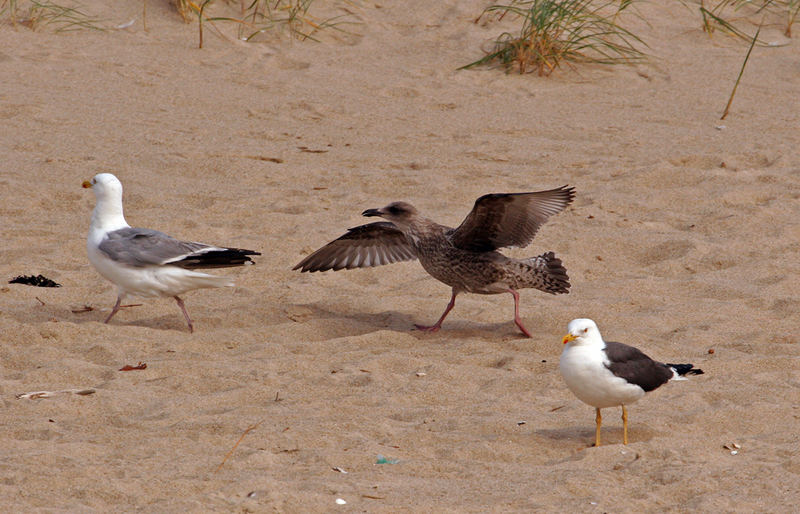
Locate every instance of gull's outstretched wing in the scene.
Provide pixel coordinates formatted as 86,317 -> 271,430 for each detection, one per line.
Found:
450,185 -> 575,252
294,222 -> 417,272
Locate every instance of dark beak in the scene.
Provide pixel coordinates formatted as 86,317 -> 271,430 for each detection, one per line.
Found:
362,208 -> 382,217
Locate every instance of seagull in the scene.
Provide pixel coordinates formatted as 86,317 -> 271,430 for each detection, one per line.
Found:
82,173 -> 260,332
294,186 -> 575,336
560,318 -> 704,446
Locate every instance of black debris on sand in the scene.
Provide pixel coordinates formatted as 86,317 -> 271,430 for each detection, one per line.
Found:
9,275 -> 62,288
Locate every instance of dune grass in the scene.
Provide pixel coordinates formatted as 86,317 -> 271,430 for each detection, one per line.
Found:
182,0 -> 355,48
2,0 -> 351,43
688,0 -> 799,40
460,0 -> 647,75
1,0 -> 104,31
237,0 -> 349,42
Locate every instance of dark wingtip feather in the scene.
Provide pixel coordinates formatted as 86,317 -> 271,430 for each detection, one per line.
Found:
293,259 -> 324,273
560,185 -> 576,205
175,248 -> 259,269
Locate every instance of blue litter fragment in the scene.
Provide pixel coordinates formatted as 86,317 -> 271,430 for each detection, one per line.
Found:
376,454 -> 399,464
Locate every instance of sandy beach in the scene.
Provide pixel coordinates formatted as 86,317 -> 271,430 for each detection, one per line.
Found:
1,1 -> 799,511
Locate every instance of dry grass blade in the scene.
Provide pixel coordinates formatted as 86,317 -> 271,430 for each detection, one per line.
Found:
175,0 -> 191,22
190,0 -> 210,48
186,0 -> 235,48
721,21 -> 761,120
699,5 -> 761,42
1,0 -> 20,26
215,420 -> 263,473
460,0 -> 647,76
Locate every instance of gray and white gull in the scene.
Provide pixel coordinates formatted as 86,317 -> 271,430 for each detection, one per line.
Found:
294,186 -> 575,337
83,173 -> 259,332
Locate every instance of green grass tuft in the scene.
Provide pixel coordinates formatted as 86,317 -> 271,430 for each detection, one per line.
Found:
1,0 -> 104,31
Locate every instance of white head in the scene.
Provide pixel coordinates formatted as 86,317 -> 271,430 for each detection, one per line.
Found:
82,173 -> 123,200
561,318 -> 604,347
82,173 -> 127,230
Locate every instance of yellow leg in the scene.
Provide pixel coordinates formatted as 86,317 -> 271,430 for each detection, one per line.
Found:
622,405 -> 629,445
595,408 -> 602,447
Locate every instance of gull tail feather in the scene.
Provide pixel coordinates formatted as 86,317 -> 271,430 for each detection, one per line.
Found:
667,363 -> 704,380
521,251 -> 570,295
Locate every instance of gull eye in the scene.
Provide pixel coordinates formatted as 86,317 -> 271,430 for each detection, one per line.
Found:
583,328 -> 588,333
388,205 -> 403,215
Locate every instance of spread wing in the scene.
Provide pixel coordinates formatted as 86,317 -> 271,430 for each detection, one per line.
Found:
293,222 -> 417,272
98,227 -> 258,269
450,185 -> 575,252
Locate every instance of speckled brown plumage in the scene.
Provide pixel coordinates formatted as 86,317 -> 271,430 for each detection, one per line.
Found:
294,186 -> 575,336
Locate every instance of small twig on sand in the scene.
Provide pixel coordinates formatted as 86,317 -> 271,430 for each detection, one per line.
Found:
72,303 -> 142,314
119,362 -> 147,371
17,388 -> 96,399
215,421 -> 263,473
35,297 -> 45,306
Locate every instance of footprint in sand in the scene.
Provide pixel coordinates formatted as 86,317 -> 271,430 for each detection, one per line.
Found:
638,240 -> 695,266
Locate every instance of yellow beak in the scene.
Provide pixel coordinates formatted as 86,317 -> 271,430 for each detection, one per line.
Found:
562,333 -> 577,344
81,180 -> 92,188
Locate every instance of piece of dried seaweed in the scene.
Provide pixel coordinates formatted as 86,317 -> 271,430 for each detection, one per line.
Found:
9,274 -> 61,287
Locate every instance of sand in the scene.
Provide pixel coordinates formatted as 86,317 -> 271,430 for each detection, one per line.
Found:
1,0 -> 799,511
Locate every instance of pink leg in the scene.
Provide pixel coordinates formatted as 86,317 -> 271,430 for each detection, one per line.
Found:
174,296 -> 194,333
415,290 -> 457,333
508,288 -> 532,338
104,297 -> 122,324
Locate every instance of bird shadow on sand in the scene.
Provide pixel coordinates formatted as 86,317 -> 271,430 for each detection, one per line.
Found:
284,301 -> 539,342
284,302 -> 426,340
536,426 -> 596,444
6,298 -> 199,334
103,314 -> 191,333
536,425 -> 656,447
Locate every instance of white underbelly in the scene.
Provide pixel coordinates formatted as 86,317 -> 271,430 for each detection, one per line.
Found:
88,246 -> 231,299
560,346 -> 645,408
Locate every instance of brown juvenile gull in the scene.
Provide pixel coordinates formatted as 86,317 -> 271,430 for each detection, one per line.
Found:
560,318 -> 704,446
294,186 -> 574,336
83,173 -> 260,332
